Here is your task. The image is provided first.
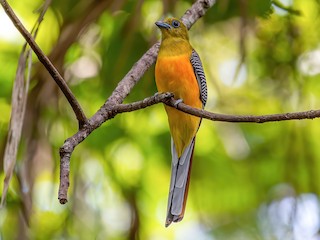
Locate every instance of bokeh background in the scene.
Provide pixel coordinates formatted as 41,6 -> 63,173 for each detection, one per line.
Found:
1,0 -> 320,239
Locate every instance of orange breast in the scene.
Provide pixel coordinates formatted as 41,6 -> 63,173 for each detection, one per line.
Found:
155,54 -> 202,157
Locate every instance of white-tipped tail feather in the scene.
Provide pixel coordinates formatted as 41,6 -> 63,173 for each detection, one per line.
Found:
165,138 -> 195,227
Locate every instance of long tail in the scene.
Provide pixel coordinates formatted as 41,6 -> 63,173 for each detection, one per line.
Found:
165,138 -> 195,227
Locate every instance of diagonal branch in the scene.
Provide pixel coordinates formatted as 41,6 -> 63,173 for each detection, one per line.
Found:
1,0 -> 52,211
0,0 -> 88,128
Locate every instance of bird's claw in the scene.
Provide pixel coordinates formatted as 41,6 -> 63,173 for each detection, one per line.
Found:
174,99 -> 183,108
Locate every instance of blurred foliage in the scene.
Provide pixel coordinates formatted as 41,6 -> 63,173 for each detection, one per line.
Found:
1,0 -> 320,239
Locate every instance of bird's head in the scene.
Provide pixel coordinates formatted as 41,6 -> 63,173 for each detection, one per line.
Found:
155,18 -> 189,41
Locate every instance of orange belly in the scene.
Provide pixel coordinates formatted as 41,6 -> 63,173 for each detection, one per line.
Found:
155,54 -> 202,157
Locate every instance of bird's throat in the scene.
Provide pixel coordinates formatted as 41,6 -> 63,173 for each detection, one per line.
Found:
158,38 -> 192,57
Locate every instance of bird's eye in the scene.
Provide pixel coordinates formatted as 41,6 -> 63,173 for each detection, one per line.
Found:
172,20 -> 180,28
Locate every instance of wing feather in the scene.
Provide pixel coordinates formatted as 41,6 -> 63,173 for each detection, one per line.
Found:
190,50 -> 207,108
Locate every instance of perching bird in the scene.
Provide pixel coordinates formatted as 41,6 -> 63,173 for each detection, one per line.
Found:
155,17 -> 207,227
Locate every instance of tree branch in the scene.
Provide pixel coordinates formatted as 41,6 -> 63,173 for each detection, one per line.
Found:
161,95 -> 320,123
0,0 -> 88,128
58,0 -> 217,204
72,92 -> 320,124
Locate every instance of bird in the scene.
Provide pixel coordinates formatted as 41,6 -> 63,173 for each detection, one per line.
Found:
155,17 -> 207,227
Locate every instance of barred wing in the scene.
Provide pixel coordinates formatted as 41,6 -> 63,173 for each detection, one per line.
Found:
190,50 -> 207,108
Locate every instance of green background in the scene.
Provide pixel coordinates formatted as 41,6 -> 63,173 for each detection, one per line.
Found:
1,0 -> 320,239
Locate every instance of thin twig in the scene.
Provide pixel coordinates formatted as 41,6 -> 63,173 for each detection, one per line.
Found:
0,0 -> 88,128
272,0 -> 301,15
